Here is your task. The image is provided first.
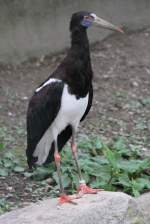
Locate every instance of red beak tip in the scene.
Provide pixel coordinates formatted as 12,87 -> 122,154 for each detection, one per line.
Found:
118,27 -> 124,34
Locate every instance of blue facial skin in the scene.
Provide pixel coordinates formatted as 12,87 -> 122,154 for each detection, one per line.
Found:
81,19 -> 93,28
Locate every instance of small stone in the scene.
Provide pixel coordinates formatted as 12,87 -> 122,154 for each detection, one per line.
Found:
131,81 -> 139,87
8,112 -> 14,117
21,96 -> 28,100
39,55 -> 45,63
6,186 -> 13,191
141,147 -> 148,151
46,178 -> 53,185
145,67 -> 150,74
145,32 -> 149,37
36,61 -> 41,67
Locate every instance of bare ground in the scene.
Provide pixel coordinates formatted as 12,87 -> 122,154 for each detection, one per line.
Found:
0,27 -> 150,209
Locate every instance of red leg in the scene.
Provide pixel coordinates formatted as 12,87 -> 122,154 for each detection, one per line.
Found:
71,136 -> 103,196
71,143 -> 82,180
54,152 -> 64,194
54,150 -> 81,205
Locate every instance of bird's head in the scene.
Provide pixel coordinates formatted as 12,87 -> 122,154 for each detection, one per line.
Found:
70,11 -> 124,33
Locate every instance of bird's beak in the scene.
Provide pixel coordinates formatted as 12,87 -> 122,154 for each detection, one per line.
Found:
93,15 -> 124,33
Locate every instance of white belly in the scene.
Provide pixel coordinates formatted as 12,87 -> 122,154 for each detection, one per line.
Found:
34,84 -> 89,164
52,84 -> 89,136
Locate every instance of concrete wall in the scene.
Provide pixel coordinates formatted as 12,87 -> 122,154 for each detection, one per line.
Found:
0,0 -> 150,64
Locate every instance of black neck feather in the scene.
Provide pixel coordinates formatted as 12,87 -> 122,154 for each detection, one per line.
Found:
66,27 -> 93,97
52,27 -> 93,98
71,27 -> 90,52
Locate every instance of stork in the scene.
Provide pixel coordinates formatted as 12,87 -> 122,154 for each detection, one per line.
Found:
26,11 -> 123,204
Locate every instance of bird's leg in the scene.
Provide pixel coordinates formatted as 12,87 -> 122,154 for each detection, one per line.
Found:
71,135 -> 83,181
71,130 -> 103,195
54,141 -> 80,205
54,146 -> 64,194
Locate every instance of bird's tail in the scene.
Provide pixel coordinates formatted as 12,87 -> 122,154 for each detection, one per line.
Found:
26,125 -> 72,168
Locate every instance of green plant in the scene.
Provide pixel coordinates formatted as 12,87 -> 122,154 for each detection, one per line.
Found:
25,136 -> 150,197
0,152 -> 25,177
0,135 -> 150,215
0,199 -> 12,215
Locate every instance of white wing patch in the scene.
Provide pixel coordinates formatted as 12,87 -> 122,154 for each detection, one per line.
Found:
35,78 -> 61,92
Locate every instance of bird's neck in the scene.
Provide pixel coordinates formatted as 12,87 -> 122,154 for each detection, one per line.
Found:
70,27 -> 90,55
67,27 -> 93,97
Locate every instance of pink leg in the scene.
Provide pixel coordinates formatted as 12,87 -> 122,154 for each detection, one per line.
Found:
54,150 -> 81,205
71,141 -> 103,196
71,143 -> 82,180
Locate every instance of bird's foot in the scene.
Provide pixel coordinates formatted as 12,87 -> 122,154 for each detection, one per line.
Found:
58,193 -> 81,205
78,182 -> 103,195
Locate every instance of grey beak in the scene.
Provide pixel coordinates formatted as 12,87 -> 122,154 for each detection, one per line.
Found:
93,15 -> 124,33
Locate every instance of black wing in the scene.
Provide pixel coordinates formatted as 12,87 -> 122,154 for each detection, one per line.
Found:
26,81 -> 64,168
45,84 -> 93,164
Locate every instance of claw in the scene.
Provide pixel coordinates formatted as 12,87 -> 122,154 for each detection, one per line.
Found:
78,183 -> 103,195
58,193 -> 81,205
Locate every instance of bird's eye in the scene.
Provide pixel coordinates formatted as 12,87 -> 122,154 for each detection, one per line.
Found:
84,15 -> 94,21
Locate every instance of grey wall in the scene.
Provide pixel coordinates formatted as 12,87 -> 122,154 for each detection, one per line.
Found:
0,0 -> 150,64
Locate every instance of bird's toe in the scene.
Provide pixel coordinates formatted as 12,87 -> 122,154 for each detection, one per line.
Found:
58,193 -> 81,205
77,183 -> 103,195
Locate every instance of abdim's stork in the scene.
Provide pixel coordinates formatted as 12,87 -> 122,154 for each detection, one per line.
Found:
26,11 -> 123,204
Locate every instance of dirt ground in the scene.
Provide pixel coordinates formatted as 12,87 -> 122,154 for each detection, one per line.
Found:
0,27 -> 150,209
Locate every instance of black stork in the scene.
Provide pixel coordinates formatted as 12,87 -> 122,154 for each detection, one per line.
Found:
26,11 -> 123,204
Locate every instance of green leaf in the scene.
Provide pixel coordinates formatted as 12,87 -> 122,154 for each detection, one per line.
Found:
33,167 -> 50,180
90,179 -> 103,189
0,143 -> 4,151
118,160 -> 142,173
13,166 -> 25,172
52,172 -> 59,185
4,152 -> 14,160
94,138 -> 103,149
0,159 -> 3,165
82,172 -> 90,183
24,172 -> 34,178
114,136 -> 126,151
92,156 -> 108,165
62,174 -> 71,188
0,199 -> 12,214
132,188 -> 140,197
139,159 -> 150,170
0,169 -> 9,176
3,159 -> 14,168
130,179 -> 147,197
135,178 -> 150,189
13,159 -> 20,165
118,174 -> 131,187
103,148 -> 119,169
97,166 -> 112,182
141,98 -> 150,105
72,174 -> 79,187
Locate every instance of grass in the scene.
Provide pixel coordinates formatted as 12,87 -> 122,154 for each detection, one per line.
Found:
0,199 -> 12,215
0,135 -> 150,214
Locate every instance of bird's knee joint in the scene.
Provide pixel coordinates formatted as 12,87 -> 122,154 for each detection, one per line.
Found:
72,143 -> 77,155
54,152 -> 61,162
